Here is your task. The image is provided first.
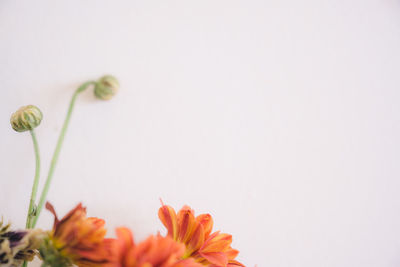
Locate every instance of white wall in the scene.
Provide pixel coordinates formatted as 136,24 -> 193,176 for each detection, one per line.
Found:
1,1 -> 400,266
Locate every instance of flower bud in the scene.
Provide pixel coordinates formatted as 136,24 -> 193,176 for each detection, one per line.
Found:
10,105 -> 43,132
94,75 -> 119,100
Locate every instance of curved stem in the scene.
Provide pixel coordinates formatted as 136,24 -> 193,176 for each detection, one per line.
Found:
32,81 -> 95,227
25,129 -> 40,229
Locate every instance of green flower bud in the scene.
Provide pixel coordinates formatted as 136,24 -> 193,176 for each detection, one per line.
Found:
10,105 -> 43,132
94,75 -> 119,100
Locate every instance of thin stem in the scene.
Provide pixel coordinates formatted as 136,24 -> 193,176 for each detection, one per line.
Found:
32,81 -> 95,227
25,129 -> 40,229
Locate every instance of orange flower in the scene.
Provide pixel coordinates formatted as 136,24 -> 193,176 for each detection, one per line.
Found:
106,227 -> 202,267
158,205 -> 244,267
40,202 -> 112,267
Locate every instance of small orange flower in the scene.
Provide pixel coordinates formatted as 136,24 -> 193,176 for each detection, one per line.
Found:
158,205 -> 244,267
106,227 -> 202,267
41,202 -> 111,267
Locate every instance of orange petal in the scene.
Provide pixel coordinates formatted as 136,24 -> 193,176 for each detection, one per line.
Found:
225,248 -> 239,260
185,223 -> 205,257
177,207 -> 196,244
116,227 -> 135,248
45,202 -> 59,227
196,214 -> 213,238
133,234 -> 185,265
199,251 -> 228,267
110,227 -> 136,266
227,259 -> 246,267
173,258 -> 204,267
200,232 -> 232,254
158,205 -> 178,240
54,203 -> 86,237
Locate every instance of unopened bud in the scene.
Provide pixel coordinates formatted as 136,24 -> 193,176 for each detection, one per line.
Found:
10,105 -> 43,132
94,75 -> 119,100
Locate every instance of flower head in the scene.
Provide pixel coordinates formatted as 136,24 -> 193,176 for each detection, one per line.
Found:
94,75 -> 119,100
40,202 -> 111,267
106,227 -> 202,267
0,220 -> 44,266
158,205 -> 244,267
10,105 -> 43,132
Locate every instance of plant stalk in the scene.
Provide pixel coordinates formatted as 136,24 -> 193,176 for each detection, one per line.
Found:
25,129 -> 40,229
22,130 -> 40,267
32,81 -> 95,227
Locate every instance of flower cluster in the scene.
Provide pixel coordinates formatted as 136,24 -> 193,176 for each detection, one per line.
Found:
6,76 -> 245,267
33,203 -> 244,267
12,202 -> 243,267
158,205 -> 243,267
39,203 -> 111,267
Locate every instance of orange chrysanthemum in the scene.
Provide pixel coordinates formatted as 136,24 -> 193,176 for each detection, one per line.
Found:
106,227 -> 202,267
41,202 -> 112,267
158,205 -> 244,267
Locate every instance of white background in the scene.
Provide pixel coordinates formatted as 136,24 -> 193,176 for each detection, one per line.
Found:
1,1 -> 400,266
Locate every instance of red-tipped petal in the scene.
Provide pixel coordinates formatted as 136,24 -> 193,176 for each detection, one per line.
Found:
158,205 -> 179,240
177,207 -> 196,244
45,202 -> 59,228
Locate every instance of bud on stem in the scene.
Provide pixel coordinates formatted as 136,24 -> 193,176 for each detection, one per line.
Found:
10,105 -> 43,132
32,75 -> 119,228
94,75 -> 119,100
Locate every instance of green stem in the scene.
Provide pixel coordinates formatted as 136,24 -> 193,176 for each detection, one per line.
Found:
25,129 -> 40,229
32,81 -> 95,227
